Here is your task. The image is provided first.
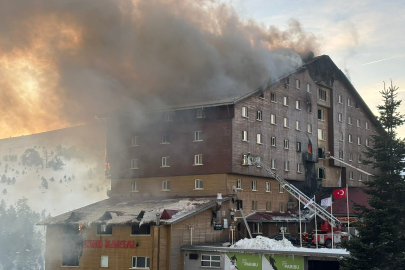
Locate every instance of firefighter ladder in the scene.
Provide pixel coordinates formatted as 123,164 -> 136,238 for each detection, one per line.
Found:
325,152 -> 374,176
239,208 -> 252,238
246,153 -> 342,228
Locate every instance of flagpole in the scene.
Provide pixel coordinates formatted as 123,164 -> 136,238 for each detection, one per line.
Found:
299,198 -> 302,247
314,195 -> 318,249
331,195 -> 334,248
346,184 -> 350,239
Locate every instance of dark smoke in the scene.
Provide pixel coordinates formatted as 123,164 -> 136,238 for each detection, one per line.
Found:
0,0 -> 319,138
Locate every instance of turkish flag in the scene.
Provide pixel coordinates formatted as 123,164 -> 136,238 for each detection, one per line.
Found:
333,188 -> 347,199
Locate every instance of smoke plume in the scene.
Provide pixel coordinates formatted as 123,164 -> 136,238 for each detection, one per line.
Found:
0,0 -> 319,138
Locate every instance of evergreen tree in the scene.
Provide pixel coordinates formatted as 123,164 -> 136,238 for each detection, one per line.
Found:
47,156 -> 65,171
341,82 -> 405,270
20,149 -> 43,167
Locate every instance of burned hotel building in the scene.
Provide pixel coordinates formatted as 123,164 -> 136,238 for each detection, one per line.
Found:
40,55 -> 379,269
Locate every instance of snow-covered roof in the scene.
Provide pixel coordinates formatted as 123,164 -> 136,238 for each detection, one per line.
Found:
246,209 -> 314,223
38,196 -> 230,226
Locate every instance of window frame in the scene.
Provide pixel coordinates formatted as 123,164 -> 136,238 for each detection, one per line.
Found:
196,109 -> 204,119
296,79 -> 300,89
358,137 -> 361,145
256,110 -> 262,121
236,179 -> 242,190
283,117 -> 289,128
296,142 -> 302,152
283,96 -> 289,106
271,136 -> 276,146
100,255 -> 109,268
307,83 -> 311,93
318,109 -> 324,121
270,92 -> 276,102
271,159 -> 276,169
161,134 -> 170,144
194,154 -> 203,165
348,134 -> 353,143
295,120 -> 301,131
131,182 -> 139,192
318,167 -> 326,179
242,130 -> 248,141
284,161 -> 289,171
162,180 -> 170,191
131,158 -> 139,169
348,116 -> 352,125
194,179 -> 203,190
297,163 -> 302,173
295,100 -> 301,110
318,128 -> 325,140
256,133 -> 262,144
201,255 -> 221,268
252,222 -> 262,233
307,123 -> 312,133
338,95 -> 343,104
266,182 -> 271,192
348,98 -> 352,107
194,130 -> 203,142
131,224 -> 151,235
357,119 -> 360,127
318,88 -> 327,101
131,136 -> 139,147
161,156 -> 170,167
283,139 -> 289,149
270,114 -> 276,125
252,180 -> 257,191
164,113 -> 172,122
349,153 -> 353,161
242,107 -> 248,118
338,113 -> 343,122
132,256 -> 150,269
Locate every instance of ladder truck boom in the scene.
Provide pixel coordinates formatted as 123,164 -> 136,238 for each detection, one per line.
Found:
325,152 -> 374,176
246,153 -> 342,228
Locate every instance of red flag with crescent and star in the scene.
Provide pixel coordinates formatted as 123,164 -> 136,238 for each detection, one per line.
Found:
333,188 -> 347,199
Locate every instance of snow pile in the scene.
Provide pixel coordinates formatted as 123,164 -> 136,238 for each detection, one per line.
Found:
232,236 -> 296,250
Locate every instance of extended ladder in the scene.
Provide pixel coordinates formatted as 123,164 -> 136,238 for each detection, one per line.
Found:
239,208 -> 252,238
246,154 -> 342,227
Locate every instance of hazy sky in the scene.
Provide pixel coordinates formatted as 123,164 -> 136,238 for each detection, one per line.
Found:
229,0 -> 405,133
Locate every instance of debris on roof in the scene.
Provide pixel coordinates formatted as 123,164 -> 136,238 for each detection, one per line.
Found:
247,209 -> 314,223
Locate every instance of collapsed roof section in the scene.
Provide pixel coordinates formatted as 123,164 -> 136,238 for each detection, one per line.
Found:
38,196 -> 230,227
246,208 -> 315,223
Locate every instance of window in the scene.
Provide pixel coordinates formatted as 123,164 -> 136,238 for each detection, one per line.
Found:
270,114 -> 276,124
161,134 -> 170,144
339,150 -> 343,159
358,137 -> 361,145
131,159 -> 139,169
357,119 -> 360,127
237,179 -> 242,189
285,76 -> 290,86
307,83 -> 311,93
164,113 -> 172,121
131,136 -> 139,146
349,153 -> 353,161
252,222 -> 261,233
161,156 -> 170,167
359,173 -> 362,181
132,256 -> 150,269
194,154 -> 203,165
266,182 -> 271,192
307,123 -> 312,133
284,161 -> 289,171
338,95 -> 343,104
271,137 -> 276,146
284,140 -> 289,149
318,168 -> 325,179
318,109 -> 324,120
252,201 -> 258,211
338,113 -> 343,122
242,107 -> 248,117
283,117 -> 289,128
256,110 -> 262,121
256,133 -> 262,144
131,224 -> 151,235
295,120 -> 301,131
296,142 -> 302,152
259,93 -> 264,99
266,201 -> 271,211
195,179 -> 203,189
339,132 -> 343,141
358,154 -> 362,163
349,171 -> 354,180
287,202 -> 295,210
196,109 -> 204,119
319,89 -> 327,101
270,92 -> 276,102
365,121 -> 369,130
242,130 -> 248,141
348,98 -> 352,107
162,180 -> 170,191
194,130 -> 203,141
131,182 -> 138,192
296,100 -> 301,110
348,134 -> 352,143
283,96 -> 289,106
279,202 -> 285,213
100,256 -> 108,268
307,103 -> 312,113
318,128 -> 325,140
279,184 -> 284,193
252,181 -> 257,191
318,148 -> 325,159
366,139 -> 369,147
97,224 -> 112,235
347,116 -> 352,125
242,154 -> 248,165
201,255 -> 220,268
355,102 -> 359,109
296,79 -> 300,89
297,163 -> 303,173
271,159 -> 276,169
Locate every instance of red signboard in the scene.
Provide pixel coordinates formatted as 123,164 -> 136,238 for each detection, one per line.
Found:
83,240 -> 137,249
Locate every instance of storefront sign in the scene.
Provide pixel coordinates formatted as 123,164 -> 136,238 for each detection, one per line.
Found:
214,224 -> 223,230
224,254 -> 303,270
83,240 -> 137,249
225,253 -> 262,269
264,254 -> 304,270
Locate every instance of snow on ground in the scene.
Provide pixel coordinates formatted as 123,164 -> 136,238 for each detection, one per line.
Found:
232,236 -> 350,255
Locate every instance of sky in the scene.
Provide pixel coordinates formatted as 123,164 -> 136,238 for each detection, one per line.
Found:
228,0 -> 405,134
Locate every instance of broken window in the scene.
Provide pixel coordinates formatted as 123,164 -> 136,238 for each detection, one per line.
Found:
131,159 -> 139,169
285,76 -> 290,86
132,257 -> 150,269
161,156 -> 170,167
131,224 -> 151,235
194,154 -> 203,165
307,103 -> 312,113
358,154 -> 362,163
318,168 -> 325,179
195,179 -> 203,189
97,224 -> 112,235
194,130 -> 203,141
256,110 -> 262,121
242,107 -> 248,118
62,225 -> 82,267
161,134 -> 169,144
318,109 -> 324,120
287,202 -> 295,210
318,148 -> 325,159
259,92 -> 264,99
339,150 -> 343,160
318,89 -> 327,101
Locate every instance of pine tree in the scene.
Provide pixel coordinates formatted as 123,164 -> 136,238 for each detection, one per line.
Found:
341,82 -> 405,270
